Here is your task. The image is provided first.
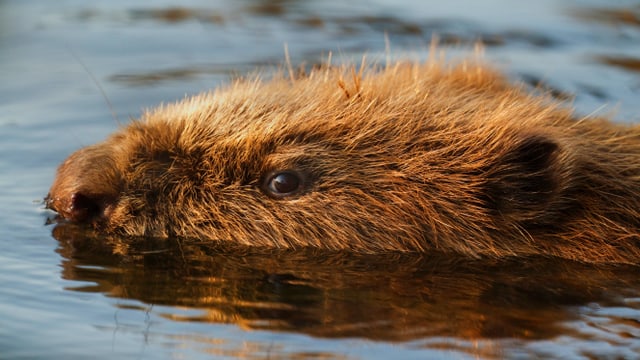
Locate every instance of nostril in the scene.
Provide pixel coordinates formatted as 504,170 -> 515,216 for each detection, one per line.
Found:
68,192 -> 103,222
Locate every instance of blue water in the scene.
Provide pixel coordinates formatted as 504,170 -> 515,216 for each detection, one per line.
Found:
1,0 -> 640,359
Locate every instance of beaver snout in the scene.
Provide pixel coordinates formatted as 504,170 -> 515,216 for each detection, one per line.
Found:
46,145 -> 121,225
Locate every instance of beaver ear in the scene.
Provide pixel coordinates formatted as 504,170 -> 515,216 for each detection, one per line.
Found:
484,134 -> 561,219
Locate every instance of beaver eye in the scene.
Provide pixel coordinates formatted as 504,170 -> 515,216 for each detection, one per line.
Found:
263,170 -> 304,198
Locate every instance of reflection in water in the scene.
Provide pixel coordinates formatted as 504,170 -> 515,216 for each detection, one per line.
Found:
596,55 -> 640,73
573,5 -> 640,27
71,5 -> 560,48
52,223 -> 640,358
130,7 -> 225,24
108,63 -> 262,86
244,0 -> 300,16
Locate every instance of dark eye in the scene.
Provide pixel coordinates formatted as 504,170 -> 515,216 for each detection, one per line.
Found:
263,170 -> 304,198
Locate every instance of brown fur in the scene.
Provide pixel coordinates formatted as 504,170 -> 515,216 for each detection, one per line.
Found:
46,60 -> 640,264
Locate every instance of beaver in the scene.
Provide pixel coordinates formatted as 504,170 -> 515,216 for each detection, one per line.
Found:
46,60 -> 640,264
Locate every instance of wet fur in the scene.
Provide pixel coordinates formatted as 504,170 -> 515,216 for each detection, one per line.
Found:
47,61 -> 640,263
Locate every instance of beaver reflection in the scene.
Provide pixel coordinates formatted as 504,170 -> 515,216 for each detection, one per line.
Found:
53,223 -> 639,347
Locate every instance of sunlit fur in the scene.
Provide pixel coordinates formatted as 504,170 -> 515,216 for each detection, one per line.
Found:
47,60 -> 640,263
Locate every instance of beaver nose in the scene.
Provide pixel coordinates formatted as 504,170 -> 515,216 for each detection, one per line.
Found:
45,191 -> 107,223
46,145 -> 121,224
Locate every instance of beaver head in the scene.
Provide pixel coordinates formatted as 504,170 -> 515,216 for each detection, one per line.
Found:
46,61 -> 640,263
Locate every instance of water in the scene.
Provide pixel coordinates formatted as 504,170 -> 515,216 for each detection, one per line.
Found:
1,0 -> 639,359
